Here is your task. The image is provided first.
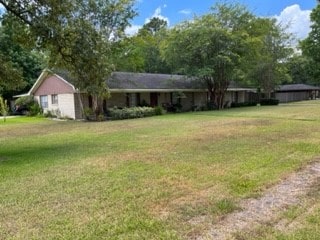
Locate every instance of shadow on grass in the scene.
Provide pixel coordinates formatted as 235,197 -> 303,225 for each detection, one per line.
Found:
0,140 -> 99,171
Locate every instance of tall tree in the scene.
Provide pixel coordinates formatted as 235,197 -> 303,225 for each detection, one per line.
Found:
242,17 -> 292,98
0,16 -> 44,97
285,54 -> 314,84
0,0 -> 136,118
162,3 -> 253,109
138,17 -> 167,36
301,4 -> 320,85
115,17 -> 170,73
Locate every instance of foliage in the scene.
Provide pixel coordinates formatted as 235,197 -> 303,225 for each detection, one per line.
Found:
15,95 -> 41,116
83,107 -> 94,121
0,95 -> 9,122
154,106 -> 164,115
230,102 -> 258,108
15,96 -> 35,108
114,17 -> 170,73
108,106 -> 157,120
0,55 -> 25,93
28,103 -> 42,116
285,54 -> 314,84
0,17 -> 44,96
162,3 -> 254,109
243,18 -> 293,97
0,0 -> 137,120
301,4 -> 320,85
166,103 -> 183,113
260,98 -> 279,106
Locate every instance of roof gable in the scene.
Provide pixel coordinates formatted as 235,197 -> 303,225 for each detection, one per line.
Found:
30,69 -> 76,95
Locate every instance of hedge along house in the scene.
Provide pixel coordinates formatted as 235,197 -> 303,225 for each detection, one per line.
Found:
23,69 -> 257,119
275,84 -> 320,103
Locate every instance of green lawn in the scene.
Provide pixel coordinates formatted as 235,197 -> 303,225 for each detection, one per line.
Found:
1,101 -> 320,239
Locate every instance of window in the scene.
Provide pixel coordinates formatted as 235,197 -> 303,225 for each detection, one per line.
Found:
51,94 -> 58,105
40,95 -> 48,108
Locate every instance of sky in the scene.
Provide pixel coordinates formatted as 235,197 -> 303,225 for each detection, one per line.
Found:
0,1 -> 317,42
127,0 -> 318,42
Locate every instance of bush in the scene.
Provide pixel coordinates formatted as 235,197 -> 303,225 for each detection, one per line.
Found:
15,96 -> 42,116
108,106 -> 157,120
154,106 -> 164,115
260,99 -> 279,106
231,102 -> 258,108
28,102 -> 42,116
15,96 -> 34,107
166,103 -> 182,113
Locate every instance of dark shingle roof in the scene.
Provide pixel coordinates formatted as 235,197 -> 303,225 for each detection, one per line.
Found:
49,70 -> 253,91
277,84 -> 320,92
107,72 -> 204,90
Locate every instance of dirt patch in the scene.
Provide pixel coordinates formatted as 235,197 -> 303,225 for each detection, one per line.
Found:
195,159 -> 320,240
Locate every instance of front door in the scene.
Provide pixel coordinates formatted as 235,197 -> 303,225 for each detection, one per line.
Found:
150,93 -> 158,107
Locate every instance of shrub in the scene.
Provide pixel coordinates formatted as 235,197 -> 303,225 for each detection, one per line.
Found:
83,107 -> 94,120
28,102 -> 42,116
231,102 -> 258,108
15,95 -> 34,107
108,106 -> 157,120
154,106 -> 164,115
260,99 -> 279,106
167,103 -> 182,113
15,96 -> 42,116
0,96 -> 9,122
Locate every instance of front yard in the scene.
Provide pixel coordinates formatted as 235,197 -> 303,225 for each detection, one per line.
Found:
1,101 -> 320,239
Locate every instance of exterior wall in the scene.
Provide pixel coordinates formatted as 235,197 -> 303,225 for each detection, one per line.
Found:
180,92 -> 195,111
106,93 -> 127,108
34,75 -> 74,95
35,93 -> 76,119
276,91 -> 310,103
58,94 -> 76,119
193,92 -> 208,107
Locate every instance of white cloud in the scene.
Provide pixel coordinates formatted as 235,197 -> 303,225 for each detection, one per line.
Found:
275,4 -> 311,43
125,24 -> 142,36
125,6 -> 170,36
179,9 -> 192,15
145,6 -> 170,26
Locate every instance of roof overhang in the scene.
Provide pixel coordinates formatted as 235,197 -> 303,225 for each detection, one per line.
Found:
109,89 -> 207,93
109,88 -> 256,93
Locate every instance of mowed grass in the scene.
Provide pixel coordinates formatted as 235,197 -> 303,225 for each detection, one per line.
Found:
1,101 -> 320,239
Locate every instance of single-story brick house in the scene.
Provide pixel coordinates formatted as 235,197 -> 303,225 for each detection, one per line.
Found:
275,84 -> 320,103
19,69 -> 257,119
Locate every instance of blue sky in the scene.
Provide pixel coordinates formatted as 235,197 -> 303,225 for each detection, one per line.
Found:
128,0 -> 318,41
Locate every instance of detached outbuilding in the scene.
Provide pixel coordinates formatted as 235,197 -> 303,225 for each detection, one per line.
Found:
275,84 -> 320,103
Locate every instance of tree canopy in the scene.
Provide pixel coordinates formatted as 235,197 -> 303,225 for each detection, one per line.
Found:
1,0 -> 136,117
301,4 -> 320,85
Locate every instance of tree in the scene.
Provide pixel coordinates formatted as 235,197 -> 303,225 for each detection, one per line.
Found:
301,4 -> 320,85
115,17 -> 170,73
0,16 -> 44,97
1,0 -> 137,119
138,17 -> 167,36
242,17 -> 292,98
0,95 -> 9,122
162,3 -> 253,109
285,54 -> 314,84
0,56 -> 25,93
